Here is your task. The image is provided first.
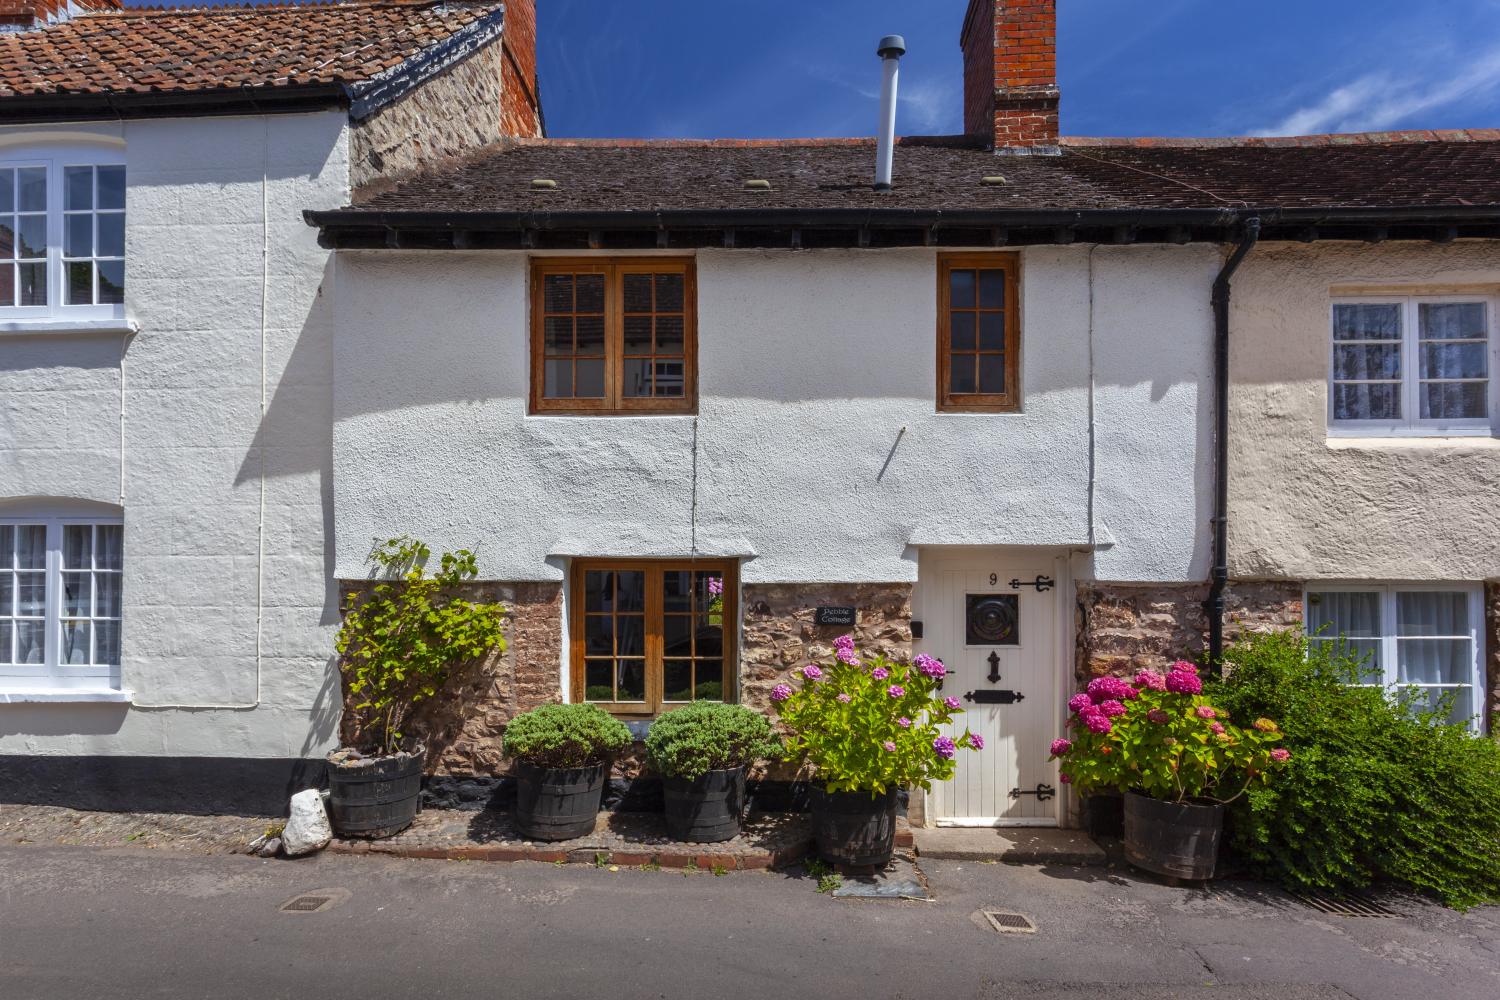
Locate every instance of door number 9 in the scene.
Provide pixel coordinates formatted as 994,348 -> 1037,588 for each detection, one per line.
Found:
989,573 -> 998,586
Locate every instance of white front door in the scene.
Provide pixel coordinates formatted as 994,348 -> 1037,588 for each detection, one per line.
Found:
914,552 -> 1062,827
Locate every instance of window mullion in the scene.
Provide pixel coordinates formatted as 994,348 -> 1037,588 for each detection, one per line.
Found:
606,265 -> 623,409
45,520 -> 60,675
645,566 -> 662,715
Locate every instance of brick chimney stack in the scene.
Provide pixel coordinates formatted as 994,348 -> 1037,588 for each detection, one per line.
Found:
961,0 -> 1059,153
0,0 -> 119,30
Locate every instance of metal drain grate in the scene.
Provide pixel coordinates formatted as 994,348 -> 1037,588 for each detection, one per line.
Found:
981,910 -> 1037,934
280,894 -> 335,913
1293,891 -> 1397,918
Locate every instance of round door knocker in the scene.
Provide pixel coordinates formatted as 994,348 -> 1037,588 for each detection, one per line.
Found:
966,593 -> 1019,646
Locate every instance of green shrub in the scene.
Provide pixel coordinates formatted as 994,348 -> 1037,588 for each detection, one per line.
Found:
1209,630 -> 1500,910
337,537 -> 507,756
502,703 -> 632,769
644,703 -> 779,780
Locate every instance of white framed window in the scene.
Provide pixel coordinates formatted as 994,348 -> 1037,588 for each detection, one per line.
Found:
0,146 -> 125,321
0,517 -> 123,689
1305,584 -> 1485,733
1329,296 -> 1496,436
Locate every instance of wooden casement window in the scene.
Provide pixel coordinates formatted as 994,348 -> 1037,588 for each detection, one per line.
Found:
569,560 -> 735,716
530,258 -> 697,414
937,253 -> 1021,412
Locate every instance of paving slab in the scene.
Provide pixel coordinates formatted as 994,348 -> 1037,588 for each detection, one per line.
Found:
911,825 -> 1106,865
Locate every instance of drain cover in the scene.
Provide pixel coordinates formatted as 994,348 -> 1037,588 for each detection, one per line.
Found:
281,895 -> 334,912
981,909 -> 1037,934
1292,891 -> 1396,918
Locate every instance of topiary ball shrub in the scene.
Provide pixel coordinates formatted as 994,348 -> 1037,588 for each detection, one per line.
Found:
1209,629 -> 1500,910
644,703 -> 780,781
502,703 -> 632,770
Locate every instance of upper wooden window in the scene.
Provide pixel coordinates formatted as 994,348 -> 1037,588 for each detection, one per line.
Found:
530,258 -> 696,414
569,559 -> 735,717
937,253 -> 1020,412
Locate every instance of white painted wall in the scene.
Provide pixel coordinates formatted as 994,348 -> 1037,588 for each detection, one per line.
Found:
332,244 -> 1218,585
1229,241 -> 1500,581
0,113 -> 347,759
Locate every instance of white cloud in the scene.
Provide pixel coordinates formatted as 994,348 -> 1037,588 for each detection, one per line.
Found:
1254,46 -> 1500,135
808,67 -> 959,135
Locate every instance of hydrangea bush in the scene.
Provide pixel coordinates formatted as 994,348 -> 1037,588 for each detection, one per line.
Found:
772,636 -> 981,794
1048,660 -> 1287,804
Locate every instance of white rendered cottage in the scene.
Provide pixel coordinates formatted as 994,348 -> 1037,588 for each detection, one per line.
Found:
2,0 -> 1497,826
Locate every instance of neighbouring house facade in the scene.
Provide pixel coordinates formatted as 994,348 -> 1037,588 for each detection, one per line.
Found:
0,0 -> 540,812
1,0 -> 1496,825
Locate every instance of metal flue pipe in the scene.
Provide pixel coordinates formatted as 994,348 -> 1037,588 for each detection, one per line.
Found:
874,34 -> 906,191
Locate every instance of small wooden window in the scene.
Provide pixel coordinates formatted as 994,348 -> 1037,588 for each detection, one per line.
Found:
531,258 -> 696,414
937,253 -> 1020,412
569,559 -> 735,716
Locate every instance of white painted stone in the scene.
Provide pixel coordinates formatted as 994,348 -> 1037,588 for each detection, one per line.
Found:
281,788 -> 332,856
331,245 -> 1218,585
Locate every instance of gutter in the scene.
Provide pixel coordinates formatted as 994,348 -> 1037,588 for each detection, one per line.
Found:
1205,216 -> 1261,671
0,84 -> 352,124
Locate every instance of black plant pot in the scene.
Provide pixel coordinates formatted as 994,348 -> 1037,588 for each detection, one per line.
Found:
1123,791 -> 1224,881
662,767 -> 746,843
810,784 -> 899,868
327,746 -> 425,840
513,761 -> 607,841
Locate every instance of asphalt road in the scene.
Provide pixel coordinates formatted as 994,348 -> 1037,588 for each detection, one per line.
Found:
2,843 -> 1497,1000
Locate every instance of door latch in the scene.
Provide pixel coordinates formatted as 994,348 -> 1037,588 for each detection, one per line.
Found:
964,689 -> 1024,705
1009,783 -> 1055,802
1009,574 -> 1054,592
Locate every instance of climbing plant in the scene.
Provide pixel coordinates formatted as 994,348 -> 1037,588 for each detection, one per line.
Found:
336,537 -> 507,756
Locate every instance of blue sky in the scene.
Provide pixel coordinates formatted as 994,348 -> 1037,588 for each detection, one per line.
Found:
537,0 -> 1500,139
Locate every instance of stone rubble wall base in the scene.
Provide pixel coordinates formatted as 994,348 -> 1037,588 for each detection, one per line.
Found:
1074,580 -> 1304,688
337,580 -> 564,778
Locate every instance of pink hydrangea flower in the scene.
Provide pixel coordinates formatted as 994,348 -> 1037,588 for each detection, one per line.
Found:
932,736 -> 957,759
707,576 -> 723,597
897,716 -> 912,729
1270,748 -> 1291,763
1087,676 -> 1134,703
882,741 -> 897,752
871,666 -> 890,680
914,654 -> 946,679
1165,670 -> 1202,695
1146,708 -> 1170,724
1170,660 -> 1199,675
1059,773 -> 1072,784
1209,721 -> 1226,735
1196,705 -> 1216,719
1134,669 -> 1168,692
1098,700 -> 1127,718
802,664 -> 823,681
833,634 -> 855,653
837,692 -> 852,703
832,634 -> 859,666
1082,711 -> 1113,735
1068,693 -> 1094,715
887,685 -> 906,699
967,733 -> 985,750
944,696 -> 962,711
770,684 -> 793,703
1050,738 -> 1073,756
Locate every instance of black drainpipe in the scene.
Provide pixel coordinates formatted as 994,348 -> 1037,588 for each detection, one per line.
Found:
1206,216 -> 1261,672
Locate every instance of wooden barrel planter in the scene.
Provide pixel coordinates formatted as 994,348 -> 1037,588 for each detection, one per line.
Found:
513,761 -> 607,841
1123,791 -> 1224,880
662,767 -> 746,843
326,746 -> 424,839
810,784 -> 899,868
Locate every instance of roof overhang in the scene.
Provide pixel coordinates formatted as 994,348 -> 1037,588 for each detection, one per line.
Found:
303,204 -> 1500,251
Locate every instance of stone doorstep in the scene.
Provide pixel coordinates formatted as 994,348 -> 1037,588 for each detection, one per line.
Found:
908,826 -> 1107,866
325,813 -> 914,871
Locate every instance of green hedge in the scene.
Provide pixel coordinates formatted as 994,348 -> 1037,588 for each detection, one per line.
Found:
1209,630 -> 1500,910
644,703 -> 779,781
502,703 -> 631,769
